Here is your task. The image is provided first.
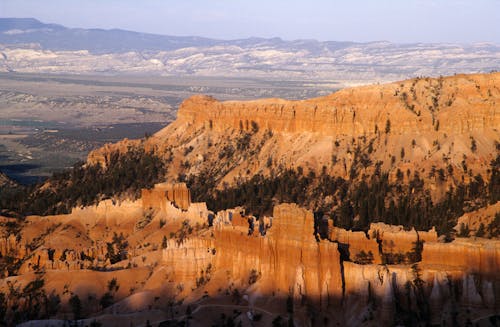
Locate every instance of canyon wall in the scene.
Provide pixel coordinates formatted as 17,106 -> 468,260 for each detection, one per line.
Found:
160,201 -> 499,324
369,222 -> 438,254
422,238 -> 500,278
5,183 -> 208,275
85,73 -> 500,197
175,73 -> 500,137
329,226 -> 381,264
2,181 -> 499,325
142,182 -> 191,211
162,203 -> 344,308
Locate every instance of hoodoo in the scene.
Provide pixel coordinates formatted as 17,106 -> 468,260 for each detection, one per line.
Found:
1,72 -> 499,326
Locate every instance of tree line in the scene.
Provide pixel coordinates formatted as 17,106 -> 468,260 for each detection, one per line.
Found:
0,147 -> 166,216
188,153 -> 500,236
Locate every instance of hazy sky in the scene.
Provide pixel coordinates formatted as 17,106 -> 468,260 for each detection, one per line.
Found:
1,0 -> 499,43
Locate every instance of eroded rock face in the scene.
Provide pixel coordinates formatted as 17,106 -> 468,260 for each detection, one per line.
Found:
342,262 -> 500,326
142,182 -> 191,211
0,232 -> 23,259
3,73 -> 500,324
7,183 -> 208,275
329,226 -> 381,264
1,182 -> 499,325
176,72 -> 500,136
162,237 -> 215,290
265,204 -> 343,307
163,203 -> 344,308
422,238 -> 500,278
87,73 -> 500,201
369,222 -> 437,255
158,201 -> 500,325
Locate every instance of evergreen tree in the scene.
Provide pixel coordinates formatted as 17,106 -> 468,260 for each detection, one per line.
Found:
69,294 -> 82,320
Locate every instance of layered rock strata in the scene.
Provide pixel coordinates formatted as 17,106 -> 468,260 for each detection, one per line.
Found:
1,183 -> 499,325
87,73 -> 500,198
176,72 -> 500,136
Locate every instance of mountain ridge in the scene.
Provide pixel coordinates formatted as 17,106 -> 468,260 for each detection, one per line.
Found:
89,72 -> 499,192
1,18 -> 499,85
0,17 -> 357,54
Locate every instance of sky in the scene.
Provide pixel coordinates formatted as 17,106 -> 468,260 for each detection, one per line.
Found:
1,0 -> 499,43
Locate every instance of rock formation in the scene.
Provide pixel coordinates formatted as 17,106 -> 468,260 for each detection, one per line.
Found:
329,226 -> 381,264
1,181 -> 499,325
175,73 -> 499,136
88,72 -> 500,199
163,203 -> 344,309
2,72 -> 500,325
369,222 -> 437,255
422,238 -> 500,278
142,182 -> 191,211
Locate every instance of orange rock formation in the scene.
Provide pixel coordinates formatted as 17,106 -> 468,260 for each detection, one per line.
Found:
3,73 -> 500,325
369,222 -> 438,254
142,182 -> 191,211
175,73 -> 499,136
422,238 -> 500,278
88,73 -> 500,198
1,182 -> 499,325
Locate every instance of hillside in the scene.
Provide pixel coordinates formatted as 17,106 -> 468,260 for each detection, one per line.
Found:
2,73 -> 497,231
0,183 -> 499,326
80,73 -> 498,230
91,72 -> 499,178
0,72 -> 499,326
0,172 -> 15,188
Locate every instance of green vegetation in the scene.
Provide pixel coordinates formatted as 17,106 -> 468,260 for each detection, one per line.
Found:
106,232 -> 129,264
69,294 -> 82,320
0,274 -> 60,325
489,149 -> 500,204
458,223 -> 470,237
99,278 -> 120,310
0,147 -> 166,215
488,212 -> 500,237
189,153 -> 499,235
476,223 -> 486,237
470,137 -> 477,153
381,240 -> 423,265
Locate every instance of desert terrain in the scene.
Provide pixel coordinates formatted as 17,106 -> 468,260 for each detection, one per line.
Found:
0,72 -> 498,326
0,73 -> 335,183
1,18 -> 499,86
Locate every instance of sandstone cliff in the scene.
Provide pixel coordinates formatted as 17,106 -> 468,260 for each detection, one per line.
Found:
369,222 -> 438,255
162,203 -> 343,309
3,73 -> 500,325
88,73 -> 500,199
174,73 -> 499,136
142,182 -> 191,211
1,181 -> 499,325
422,238 -> 500,278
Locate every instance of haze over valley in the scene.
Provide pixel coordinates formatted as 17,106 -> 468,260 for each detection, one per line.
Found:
1,18 -> 499,86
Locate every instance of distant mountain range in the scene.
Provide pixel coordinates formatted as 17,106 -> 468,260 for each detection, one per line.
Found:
0,18 -> 354,54
1,18 -> 499,85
